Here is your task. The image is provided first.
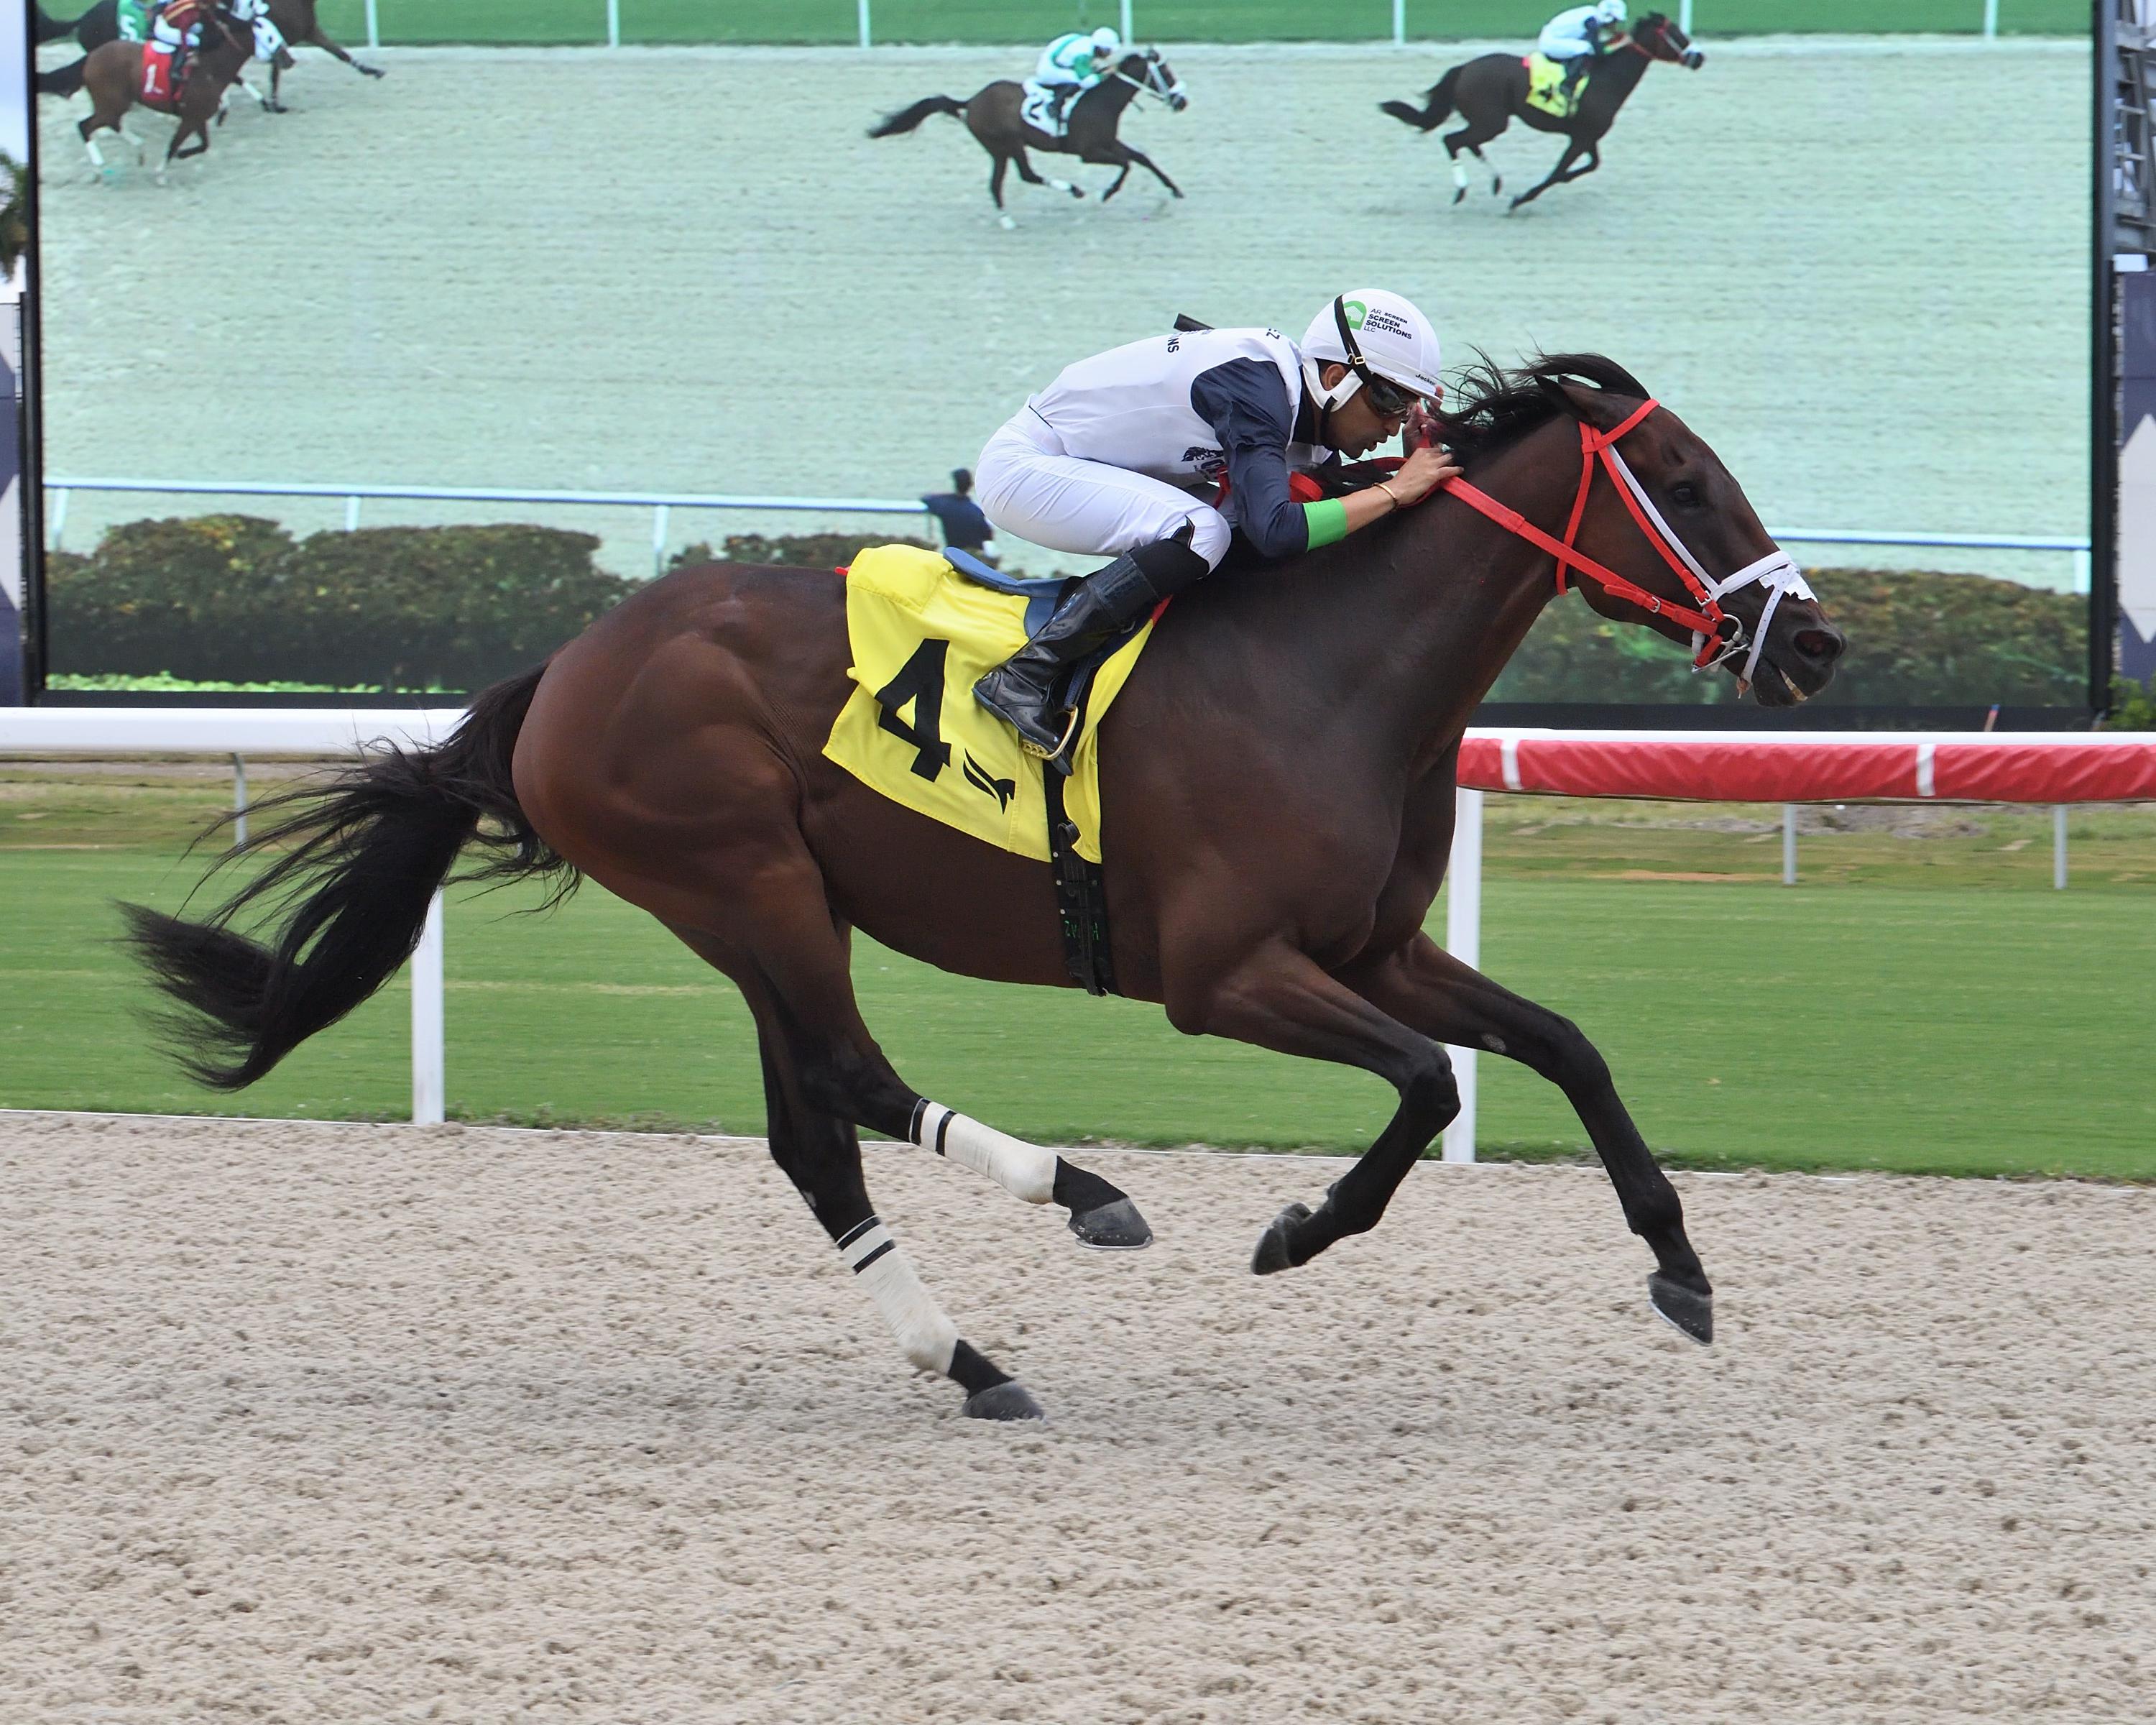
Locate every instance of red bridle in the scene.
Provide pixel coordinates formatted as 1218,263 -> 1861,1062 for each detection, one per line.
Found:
1437,400 -> 1743,671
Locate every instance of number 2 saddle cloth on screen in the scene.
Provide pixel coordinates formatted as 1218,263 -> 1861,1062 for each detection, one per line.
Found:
822,545 -> 1159,865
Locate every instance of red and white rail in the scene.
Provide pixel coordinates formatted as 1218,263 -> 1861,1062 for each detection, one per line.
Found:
4,712 -> 2152,1154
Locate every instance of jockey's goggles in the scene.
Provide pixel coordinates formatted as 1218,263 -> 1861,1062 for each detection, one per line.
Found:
1332,295 -> 1428,419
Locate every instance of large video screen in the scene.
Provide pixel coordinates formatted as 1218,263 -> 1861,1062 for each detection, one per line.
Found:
27,1 -> 2096,721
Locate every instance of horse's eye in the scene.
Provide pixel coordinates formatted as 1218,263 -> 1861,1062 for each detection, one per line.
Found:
1670,482 -> 1702,507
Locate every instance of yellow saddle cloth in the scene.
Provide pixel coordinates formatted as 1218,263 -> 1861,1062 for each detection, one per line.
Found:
822,545 -> 1157,865
1525,52 -> 1577,118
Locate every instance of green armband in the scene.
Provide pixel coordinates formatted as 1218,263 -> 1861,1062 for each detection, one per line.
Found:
1302,497 -> 1349,550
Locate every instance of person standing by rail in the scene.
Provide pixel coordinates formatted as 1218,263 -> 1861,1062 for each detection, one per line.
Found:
921,467 -> 998,565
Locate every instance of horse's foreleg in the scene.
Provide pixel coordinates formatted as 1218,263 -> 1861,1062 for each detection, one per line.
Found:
1164,941 -> 1458,1275
1340,932 -> 1711,1343
1554,142 -> 1602,185
1116,144 -> 1180,200
1510,137 -> 1584,209
1021,145 -> 1083,199
308,31 -> 384,78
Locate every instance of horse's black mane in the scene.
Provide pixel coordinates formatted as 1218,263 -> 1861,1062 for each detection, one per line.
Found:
1436,352 -> 1651,469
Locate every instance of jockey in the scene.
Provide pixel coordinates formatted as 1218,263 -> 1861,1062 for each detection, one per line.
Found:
1538,0 -> 1626,109
117,0 -> 156,42
150,0 -> 213,91
1031,25 -> 1121,129
970,291 -> 1460,758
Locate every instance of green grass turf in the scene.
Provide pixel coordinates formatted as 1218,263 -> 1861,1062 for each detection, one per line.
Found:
4,773 -> 2150,1178
308,0 -> 2083,47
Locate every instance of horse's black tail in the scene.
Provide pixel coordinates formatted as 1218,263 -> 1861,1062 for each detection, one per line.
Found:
122,664 -> 577,1091
1380,66 -> 1460,133
35,57 -> 86,98
868,94 -> 967,138
34,6 -> 84,44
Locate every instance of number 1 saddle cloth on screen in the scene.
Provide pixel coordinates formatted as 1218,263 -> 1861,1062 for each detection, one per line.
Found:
822,545 -> 1159,865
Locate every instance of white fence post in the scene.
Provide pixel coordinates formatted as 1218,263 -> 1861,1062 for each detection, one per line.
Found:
231,753 -> 247,848
2072,547 -> 2091,593
607,0 -> 619,48
1393,0 -> 1405,45
651,503 -> 670,576
857,0 -> 870,48
1680,0 -> 1694,33
1123,0 -> 1135,43
1441,786 -> 1483,1164
344,494 -> 361,531
1982,0 -> 1998,39
46,487 -> 68,551
411,888 -> 446,1124
1782,804 -> 1797,885
2053,804 -> 2068,890
364,0 -> 378,51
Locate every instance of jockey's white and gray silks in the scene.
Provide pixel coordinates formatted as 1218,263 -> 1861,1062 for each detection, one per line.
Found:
975,326 -> 1350,574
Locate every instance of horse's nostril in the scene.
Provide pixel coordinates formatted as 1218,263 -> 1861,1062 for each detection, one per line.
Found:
1794,626 -> 1845,665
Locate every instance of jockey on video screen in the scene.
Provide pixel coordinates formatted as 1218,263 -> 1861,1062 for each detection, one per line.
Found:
1539,0 -> 1626,110
1029,25 -> 1120,129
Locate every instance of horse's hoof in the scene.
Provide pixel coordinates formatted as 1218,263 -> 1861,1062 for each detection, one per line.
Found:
998,213 -> 1016,230
1452,188 -> 1466,206
963,1380 -> 1045,1422
1491,176 -> 1503,195
1069,1196 -> 1151,1251
1251,1201 -> 1312,1276
1648,1273 -> 1713,1346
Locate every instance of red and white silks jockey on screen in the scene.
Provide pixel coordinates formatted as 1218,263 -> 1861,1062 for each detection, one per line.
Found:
142,0 -> 212,105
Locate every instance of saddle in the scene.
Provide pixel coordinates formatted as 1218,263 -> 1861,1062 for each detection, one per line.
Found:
1524,52 -> 1581,119
1020,80 -> 1072,138
140,42 -> 181,105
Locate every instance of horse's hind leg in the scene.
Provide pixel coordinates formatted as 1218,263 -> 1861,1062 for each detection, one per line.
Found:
743,1005 -> 1040,1421
673,853 -> 1148,1230
1443,125 -> 1502,204
990,153 -> 1015,226
1341,932 -> 1711,1343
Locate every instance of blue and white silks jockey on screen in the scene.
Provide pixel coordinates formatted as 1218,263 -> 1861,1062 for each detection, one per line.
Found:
1023,25 -> 1120,134
1539,0 -> 1627,109
969,290 -> 1461,758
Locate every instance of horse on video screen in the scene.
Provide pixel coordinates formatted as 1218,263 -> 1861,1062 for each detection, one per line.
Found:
42,0 -> 382,110
127,356 -> 1843,1423
1382,10 -> 1701,210
870,48 -> 1187,226
47,0 -> 287,175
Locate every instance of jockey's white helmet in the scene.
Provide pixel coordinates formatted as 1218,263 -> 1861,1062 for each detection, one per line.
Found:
1594,0 -> 1627,22
1299,290 -> 1444,417
1089,26 -> 1120,52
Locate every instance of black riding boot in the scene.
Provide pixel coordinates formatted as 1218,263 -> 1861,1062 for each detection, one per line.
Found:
973,538 -> 1207,760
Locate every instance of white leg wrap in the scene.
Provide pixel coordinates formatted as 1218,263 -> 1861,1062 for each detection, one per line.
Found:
912,1101 -> 1057,1205
837,1216 -> 958,1377
1452,157 -> 1469,188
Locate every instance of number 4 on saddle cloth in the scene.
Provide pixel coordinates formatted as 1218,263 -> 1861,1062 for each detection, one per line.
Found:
1524,52 -> 1583,118
823,544 -> 1162,869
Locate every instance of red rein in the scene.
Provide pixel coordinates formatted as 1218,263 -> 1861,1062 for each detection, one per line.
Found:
1435,400 -> 1735,668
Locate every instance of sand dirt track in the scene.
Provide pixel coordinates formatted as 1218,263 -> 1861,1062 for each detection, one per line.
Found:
3,1111 -> 2150,1721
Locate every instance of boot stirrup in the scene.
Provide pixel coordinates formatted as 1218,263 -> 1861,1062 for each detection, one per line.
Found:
1018,706 -> 1082,763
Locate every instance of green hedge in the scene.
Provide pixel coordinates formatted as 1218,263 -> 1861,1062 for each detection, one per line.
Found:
47,516 -> 2088,709
47,515 -> 636,691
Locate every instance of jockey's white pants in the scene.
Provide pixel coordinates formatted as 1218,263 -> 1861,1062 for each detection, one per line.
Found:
1537,25 -> 1593,58
974,411 -> 1233,571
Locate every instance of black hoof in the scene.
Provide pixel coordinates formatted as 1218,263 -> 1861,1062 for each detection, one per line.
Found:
1251,1201 -> 1312,1276
1069,1196 -> 1152,1251
1491,176 -> 1503,195
1648,1273 -> 1713,1346
1452,188 -> 1466,206
962,1380 -> 1045,1421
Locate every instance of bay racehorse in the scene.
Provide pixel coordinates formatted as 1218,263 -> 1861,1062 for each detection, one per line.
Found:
869,48 -> 1187,226
1381,11 -> 1702,211
128,356 -> 1843,1423
51,1 -> 285,175
40,0 -> 380,111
